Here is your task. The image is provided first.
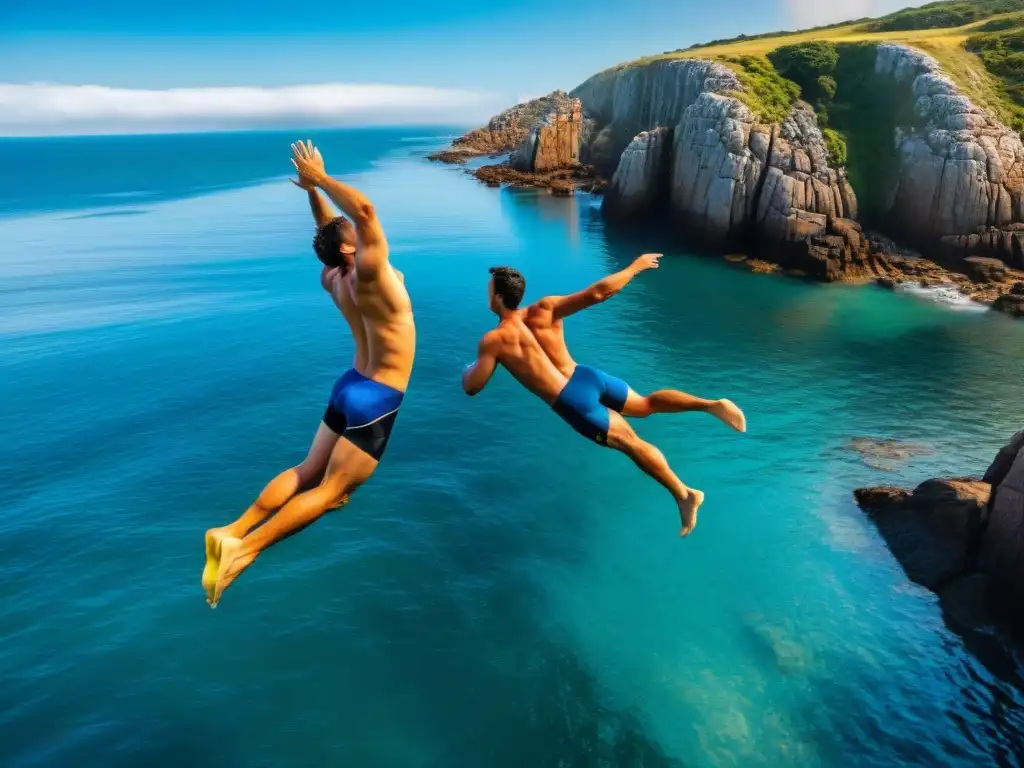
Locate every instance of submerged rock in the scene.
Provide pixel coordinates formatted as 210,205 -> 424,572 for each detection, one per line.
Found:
842,437 -> 933,471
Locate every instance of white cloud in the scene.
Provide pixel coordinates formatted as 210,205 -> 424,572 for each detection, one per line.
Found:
0,82 -> 499,136
781,0 -> 927,28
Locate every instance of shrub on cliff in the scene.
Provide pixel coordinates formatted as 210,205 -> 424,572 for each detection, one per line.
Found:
822,128 -> 848,166
768,42 -> 840,124
726,55 -> 800,123
966,27 -> 1024,132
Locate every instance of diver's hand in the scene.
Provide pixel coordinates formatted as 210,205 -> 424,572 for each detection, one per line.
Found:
291,140 -> 327,187
632,253 -> 662,272
290,176 -> 315,191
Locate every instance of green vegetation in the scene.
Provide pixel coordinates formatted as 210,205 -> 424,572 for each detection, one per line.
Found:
866,0 -> 1022,32
973,11 -> 1024,31
828,43 -> 922,223
722,55 -> 800,124
822,128 -> 848,167
966,26 -> 1024,131
768,42 -> 840,123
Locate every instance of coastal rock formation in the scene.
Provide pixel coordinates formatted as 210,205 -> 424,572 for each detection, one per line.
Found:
509,99 -> 586,172
603,127 -> 672,221
448,90 -> 577,157
429,39 -> 1024,314
571,59 -> 741,175
855,429 -> 1024,630
666,97 -> 857,248
876,44 -> 1024,246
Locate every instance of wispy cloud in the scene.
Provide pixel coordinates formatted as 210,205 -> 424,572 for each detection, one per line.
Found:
0,82 -> 498,136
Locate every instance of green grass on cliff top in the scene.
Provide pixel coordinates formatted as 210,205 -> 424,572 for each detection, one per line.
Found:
614,1 -> 1024,132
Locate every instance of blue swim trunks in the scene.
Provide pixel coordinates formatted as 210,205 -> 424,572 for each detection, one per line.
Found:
323,369 -> 405,460
551,364 -> 630,446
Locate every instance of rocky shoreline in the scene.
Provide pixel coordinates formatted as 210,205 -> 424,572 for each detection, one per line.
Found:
432,141 -> 1024,310
427,41 -> 1024,317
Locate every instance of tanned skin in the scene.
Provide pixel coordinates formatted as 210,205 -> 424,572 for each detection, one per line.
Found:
524,253 -> 745,432
463,276 -> 704,536
202,141 -> 415,607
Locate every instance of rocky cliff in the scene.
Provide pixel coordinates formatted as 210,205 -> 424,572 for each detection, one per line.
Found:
876,44 -> 1024,263
855,429 -> 1024,633
432,39 -> 1024,313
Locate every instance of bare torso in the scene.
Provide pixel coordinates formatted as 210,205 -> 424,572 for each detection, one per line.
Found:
523,303 -> 577,379
491,311 -> 569,405
329,264 -> 415,392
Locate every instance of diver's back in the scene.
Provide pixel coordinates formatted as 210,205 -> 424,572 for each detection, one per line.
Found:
496,312 -> 569,405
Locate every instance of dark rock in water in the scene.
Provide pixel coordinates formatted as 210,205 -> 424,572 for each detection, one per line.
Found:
963,256 -> 1009,283
855,429 -> 1024,634
855,478 -> 988,590
427,149 -> 479,165
993,291 -> 1024,317
470,162 -> 602,195
938,573 -> 990,631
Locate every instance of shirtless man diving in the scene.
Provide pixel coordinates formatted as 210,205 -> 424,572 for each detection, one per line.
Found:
462,266 -> 706,536
202,140 -> 415,606
523,253 -> 745,433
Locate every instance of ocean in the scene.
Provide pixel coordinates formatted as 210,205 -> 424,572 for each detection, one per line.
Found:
2,128 -> 1024,767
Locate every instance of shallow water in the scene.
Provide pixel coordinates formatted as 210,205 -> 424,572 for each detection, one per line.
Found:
2,129 -> 1024,767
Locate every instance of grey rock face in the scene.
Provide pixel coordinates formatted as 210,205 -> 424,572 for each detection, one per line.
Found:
876,43 -> 1024,242
603,127 -> 671,221
583,59 -> 855,248
572,60 -> 740,175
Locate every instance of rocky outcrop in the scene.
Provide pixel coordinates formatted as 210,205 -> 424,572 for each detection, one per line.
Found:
468,164 -> 604,196
571,60 -> 741,175
509,99 -> 586,172
429,41 -> 1024,314
665,97 -> 856,248
449,91 -> 577,156
876,44 -> 1024,247
855,429 -> 1024,630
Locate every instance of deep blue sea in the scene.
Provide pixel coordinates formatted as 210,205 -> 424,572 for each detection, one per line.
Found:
3,128 -> 1024,767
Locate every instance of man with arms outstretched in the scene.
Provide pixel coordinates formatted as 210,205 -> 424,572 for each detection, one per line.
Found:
202,141 -> 415,606
462,267 -> 704,536
524,253 -> 745,433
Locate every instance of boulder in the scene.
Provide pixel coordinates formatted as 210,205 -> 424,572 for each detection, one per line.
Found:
854,429 -> 1024,629
855,478 -> 989,590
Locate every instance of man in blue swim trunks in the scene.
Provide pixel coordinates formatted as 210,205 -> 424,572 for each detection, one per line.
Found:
523,252 -> 746,433
462,266 -> 706,536
203,140 -> 416,606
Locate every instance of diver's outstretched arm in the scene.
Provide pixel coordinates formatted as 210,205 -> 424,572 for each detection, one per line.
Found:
291,140 -> 389,282
543,253 -> 661,320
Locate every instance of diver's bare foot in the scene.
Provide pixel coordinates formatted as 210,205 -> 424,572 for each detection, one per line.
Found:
202,527 -> 232,602
678,489 -> 705,538
210,537 -> 256,608
711,400 -> 746,433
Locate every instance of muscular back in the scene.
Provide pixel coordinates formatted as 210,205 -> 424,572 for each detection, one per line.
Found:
523,302 -> 576,378
490,311 -> 569,404
328,264 -> 415,392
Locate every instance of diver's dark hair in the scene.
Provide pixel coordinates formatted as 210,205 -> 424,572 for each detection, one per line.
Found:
313,216 -> 356,268
489,266 -> 526,309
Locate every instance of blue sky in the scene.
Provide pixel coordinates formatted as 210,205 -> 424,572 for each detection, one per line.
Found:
0,0 -> 923,134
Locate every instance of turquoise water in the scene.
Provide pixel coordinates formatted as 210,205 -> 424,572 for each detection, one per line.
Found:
2,129 -> 1024,767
